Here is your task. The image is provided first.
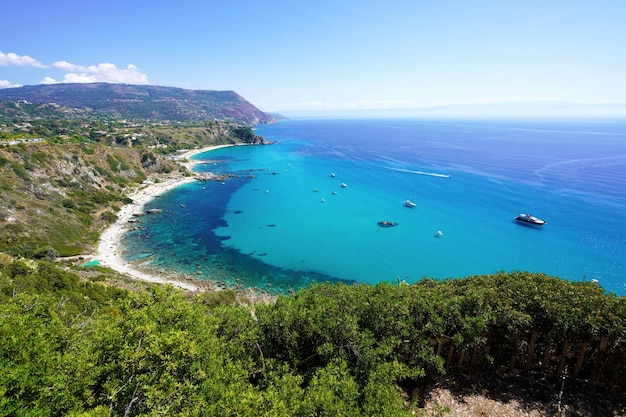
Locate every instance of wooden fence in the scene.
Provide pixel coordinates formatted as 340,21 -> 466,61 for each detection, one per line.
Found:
433,330 -> 625,391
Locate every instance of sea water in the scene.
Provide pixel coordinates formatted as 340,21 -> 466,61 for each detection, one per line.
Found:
121,118 -> 626,295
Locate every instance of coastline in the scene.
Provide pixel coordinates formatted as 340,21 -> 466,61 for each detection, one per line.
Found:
94,144 -> 235,292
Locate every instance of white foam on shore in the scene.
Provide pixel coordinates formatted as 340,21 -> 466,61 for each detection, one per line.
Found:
94,145 -> 235,292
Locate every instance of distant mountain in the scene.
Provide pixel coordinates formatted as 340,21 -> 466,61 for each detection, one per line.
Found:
410,100 -> 626,118
0,83 -> 275,125
279,101 -> 626,119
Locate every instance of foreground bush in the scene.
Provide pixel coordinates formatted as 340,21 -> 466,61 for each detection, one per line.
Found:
0,259 -> 624,416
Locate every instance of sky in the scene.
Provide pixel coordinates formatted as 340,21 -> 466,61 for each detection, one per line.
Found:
2,0 -> 626,114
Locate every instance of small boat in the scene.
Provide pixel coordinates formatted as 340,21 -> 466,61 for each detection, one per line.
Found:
514,213 -> 547,226
331,173 -> 336,177
341,183 -> 347,188
404,200 -> 417,208
377,221 -> 398,227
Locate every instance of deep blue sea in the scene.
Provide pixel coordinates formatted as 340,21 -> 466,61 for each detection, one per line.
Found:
121,118 -> 626,295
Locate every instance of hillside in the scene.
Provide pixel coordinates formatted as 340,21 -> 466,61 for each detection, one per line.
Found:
0,83 -> 276,125
0,121 -> 269,257
0,142 -> 178,257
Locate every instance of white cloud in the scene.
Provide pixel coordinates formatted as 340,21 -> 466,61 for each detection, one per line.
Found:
39,77 -> 59,85
0,51 -> 47,68
50,61 -> 149,84
0,79 -> 22,88
51,60 -> 79,71
1,51 -> 149,86
62,73 -> 99,83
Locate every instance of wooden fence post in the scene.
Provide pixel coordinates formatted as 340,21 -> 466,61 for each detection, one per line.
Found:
457,349 -> 466,370
590,335 -> 608,383
508,334 -> 521,371
526,328 -> 538,373
446,343 -> 455,368
555,339 -> 570,381
470,344 -> 480,370
573,340 -> 589,378
541,337 -> 552,374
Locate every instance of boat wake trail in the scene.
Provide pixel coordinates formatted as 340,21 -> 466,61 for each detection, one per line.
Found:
387,167 -> 452,179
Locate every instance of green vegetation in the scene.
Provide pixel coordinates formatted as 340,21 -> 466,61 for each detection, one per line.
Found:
0,259 -> 624,416
0,115 -> 269,257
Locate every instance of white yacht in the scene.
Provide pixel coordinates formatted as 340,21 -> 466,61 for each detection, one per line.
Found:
514,213 -> 547,226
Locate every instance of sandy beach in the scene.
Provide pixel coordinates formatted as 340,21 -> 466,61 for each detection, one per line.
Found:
94,144 -> 235,292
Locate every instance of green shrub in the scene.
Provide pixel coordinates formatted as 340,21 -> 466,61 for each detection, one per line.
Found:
94,166 -> 111,178
106,154 -> 120,172
198,289 -> 237,308
31,152 -> 49,163
100,211 -> 117,223
10,162 -> 29,180
32,246 -> 59,260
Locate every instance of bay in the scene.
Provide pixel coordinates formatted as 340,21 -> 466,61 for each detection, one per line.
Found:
120,118 -> 626,295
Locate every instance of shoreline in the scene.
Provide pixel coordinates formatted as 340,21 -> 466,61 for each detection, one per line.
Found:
94,144 -> 236,292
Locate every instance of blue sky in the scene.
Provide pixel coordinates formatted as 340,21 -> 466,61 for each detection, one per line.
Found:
2,0 -> 626,113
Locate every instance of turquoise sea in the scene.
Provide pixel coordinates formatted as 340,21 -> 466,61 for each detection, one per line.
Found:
121,118 -> 626,295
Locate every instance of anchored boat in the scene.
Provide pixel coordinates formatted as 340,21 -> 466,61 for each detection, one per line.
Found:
514,213 -> 547,226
